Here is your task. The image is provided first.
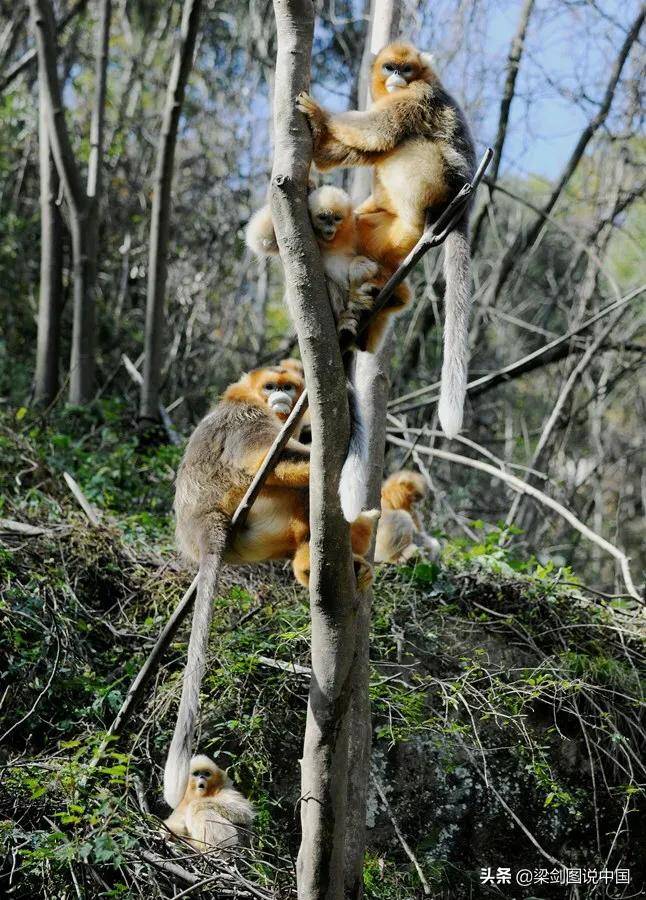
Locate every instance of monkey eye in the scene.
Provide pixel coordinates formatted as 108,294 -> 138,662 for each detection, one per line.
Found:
333,213 -> 343,222
264,382 -> 276,391
383,63 -> 394,73
403,65 -> 413,75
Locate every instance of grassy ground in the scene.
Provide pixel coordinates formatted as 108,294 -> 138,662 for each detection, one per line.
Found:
0,401 -> 644,898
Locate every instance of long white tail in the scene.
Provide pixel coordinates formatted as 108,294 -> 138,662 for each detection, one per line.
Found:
438,222 -> 472,439
163,550 -> 223,809
339,379 -> 370,522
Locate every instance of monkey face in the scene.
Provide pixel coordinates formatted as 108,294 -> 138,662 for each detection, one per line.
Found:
307,187 -> 353,247
248,367 -> 305,421
373,43 -> 435,96
189,764 -> 223,797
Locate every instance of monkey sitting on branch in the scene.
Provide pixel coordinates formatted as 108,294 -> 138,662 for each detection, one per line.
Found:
246,184 -> 411,354
297,42 -> 476,439
163,755 -> 254,852
375,470 -> 440,564
165,364 -> 376,809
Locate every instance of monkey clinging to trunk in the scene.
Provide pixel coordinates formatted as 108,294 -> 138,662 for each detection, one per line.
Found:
298,42 -> 476,439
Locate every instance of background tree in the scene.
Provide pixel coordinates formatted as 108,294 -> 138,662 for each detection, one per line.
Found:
29,0 -> 111,403
140,0 -> 202,423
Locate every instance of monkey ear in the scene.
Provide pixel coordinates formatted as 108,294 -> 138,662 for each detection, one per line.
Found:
419,51 -> 436,70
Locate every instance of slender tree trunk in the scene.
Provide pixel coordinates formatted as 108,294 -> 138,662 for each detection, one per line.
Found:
350,0 -> 400,204
34,85 -> 63,406
140,0 -> 202,422
69,0 -> 111,403
270,2 -> 364,897
29,0 -> 111,404
345,3 -> 400,894
470,0 -> 535,251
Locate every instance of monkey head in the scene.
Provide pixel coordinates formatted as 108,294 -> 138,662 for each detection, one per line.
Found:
307,186 -> 355,249
187,755 -> 226,799
382,470 -> 428,510
280,358 -> 305,378
224,366 -> 305,422
371,42 -> 436,98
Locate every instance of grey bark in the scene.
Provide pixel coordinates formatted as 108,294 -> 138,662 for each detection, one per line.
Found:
270,1 -> 362,897
470,0 -> 535,251
29,0 -> 111,404
34,82 -> 64,406
140,0 -> 202,422
350,0 -> 401,204
344,3 -> 400,893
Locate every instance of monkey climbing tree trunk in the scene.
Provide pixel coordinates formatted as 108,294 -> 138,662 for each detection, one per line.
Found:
344,3 -> 401,895
29,0 -> 111,404
270,1 -> 364,896
140,0 -> 202,422
34,79 -> 63,406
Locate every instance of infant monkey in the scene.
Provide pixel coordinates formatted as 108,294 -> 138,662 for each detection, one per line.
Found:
375,470 -> 440,563
246,185 -> 410,352
163,755 -> 254,852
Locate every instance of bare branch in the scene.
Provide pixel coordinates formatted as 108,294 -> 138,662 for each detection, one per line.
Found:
385,436 -> 641,601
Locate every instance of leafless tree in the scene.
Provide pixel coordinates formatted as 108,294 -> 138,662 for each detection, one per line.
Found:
140,0 -> 202,423
270,1 -> 371,895
33,76 -> 63,405
29,0 -> 111,403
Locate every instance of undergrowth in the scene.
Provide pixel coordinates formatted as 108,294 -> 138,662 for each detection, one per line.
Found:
0,404 -> 644,899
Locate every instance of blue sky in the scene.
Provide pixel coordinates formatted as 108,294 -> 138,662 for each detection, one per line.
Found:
312,0 -> 642,182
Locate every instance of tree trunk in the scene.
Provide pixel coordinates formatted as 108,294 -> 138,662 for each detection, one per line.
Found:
29,0 -> 111,404
69,0 -> 111,403
344,3 -> 400,894
34,84 -> 63,406
350,0 -> 400,204
140,0 -> 202,422
270,2 -> 363,897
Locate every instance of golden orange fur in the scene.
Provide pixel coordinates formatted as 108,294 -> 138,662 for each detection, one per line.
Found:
174,365 -> 374,588
375,470 -> 440,563
163,755 -> 254,852
246,186 -> 410,353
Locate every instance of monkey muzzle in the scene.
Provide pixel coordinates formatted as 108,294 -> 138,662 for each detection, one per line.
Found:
269,390 -> 294,417
195,776 -> 208,792
385,73 -> 408,92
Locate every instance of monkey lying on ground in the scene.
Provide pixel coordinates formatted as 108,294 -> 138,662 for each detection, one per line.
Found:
297,42 -> 476,439
164,755 -> 254,852
165,366 -> 376,808
375,470 -> 440,563
246,185 -> 410,353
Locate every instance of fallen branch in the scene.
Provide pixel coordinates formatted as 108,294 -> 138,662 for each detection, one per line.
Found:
63,471 -> 101,526
385,434 -> 642,601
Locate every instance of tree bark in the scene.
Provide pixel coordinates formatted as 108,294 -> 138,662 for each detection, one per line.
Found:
270,2 -> 363,897
29,0 -> 111,404
470,0 -> 535,251
34,81 -> 64,406
140,0 -> 202,422
344,3 -> 400,894
350,0 -> 400,204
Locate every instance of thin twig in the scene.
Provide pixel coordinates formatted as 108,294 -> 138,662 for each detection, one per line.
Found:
372,774 -> 431,895
385,435 -> 642,601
